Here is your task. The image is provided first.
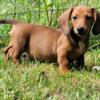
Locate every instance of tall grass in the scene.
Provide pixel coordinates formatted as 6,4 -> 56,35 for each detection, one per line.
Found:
0,0 -> 100,25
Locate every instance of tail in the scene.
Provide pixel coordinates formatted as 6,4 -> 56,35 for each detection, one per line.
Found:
0,19 -> 20,25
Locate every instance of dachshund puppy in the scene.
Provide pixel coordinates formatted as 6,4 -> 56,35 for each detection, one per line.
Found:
0,5 -> 100,73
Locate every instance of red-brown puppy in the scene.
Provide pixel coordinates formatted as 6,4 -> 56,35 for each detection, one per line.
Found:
0,5 -> 100,73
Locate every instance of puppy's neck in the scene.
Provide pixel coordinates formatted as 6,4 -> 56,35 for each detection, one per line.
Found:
68,29 -> 80,46
68,29 -> 89,46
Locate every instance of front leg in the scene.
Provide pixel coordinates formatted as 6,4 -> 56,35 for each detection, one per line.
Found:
57,35 -> 71,73
75,55 -> 84,70
57,47 -> 69,73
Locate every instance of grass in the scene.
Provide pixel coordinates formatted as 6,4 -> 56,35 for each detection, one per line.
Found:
0,48 -> 100,100
85,49 -> 100,69
0,0 -> 100,99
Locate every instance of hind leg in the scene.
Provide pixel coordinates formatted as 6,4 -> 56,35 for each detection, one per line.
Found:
4,44 -> 21,64
4,32 -> 14,60
12,33 -> 29,63
4,45 -> 12,55
4,45 -> 14,62
3,36 -> 14,61
12,47 -> 21,64
12,39 -> 26,64
3,40 -> 20,63
5,30 -> 28,63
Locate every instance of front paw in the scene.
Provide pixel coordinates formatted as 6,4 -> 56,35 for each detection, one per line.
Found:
59,66 -> 69,74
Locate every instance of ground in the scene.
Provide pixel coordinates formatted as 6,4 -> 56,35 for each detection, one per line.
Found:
0,49 -> 100,100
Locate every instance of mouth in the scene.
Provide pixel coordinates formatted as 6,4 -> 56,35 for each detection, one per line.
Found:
78,31 -> 85,36
74,29 -> 86,37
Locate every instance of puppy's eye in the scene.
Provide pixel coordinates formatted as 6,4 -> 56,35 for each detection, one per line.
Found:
86,16 -> 92,20
72,16 -> 77,20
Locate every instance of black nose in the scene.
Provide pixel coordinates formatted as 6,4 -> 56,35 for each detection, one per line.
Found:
77,27 -> 84,33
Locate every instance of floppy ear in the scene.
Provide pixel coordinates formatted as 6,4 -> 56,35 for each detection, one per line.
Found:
58,8 -> 74,35
92,9 -> 100,35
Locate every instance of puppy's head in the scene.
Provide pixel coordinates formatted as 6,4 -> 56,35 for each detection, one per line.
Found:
58,5 -> 100,37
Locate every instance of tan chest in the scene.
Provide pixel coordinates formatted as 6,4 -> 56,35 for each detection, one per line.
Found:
75,41 -> 87,55
68,41 -> 88,61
